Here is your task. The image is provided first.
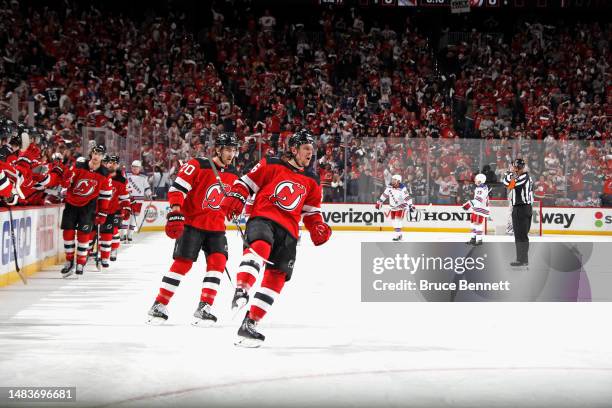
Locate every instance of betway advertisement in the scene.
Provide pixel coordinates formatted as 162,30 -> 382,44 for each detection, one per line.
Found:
139,201 -> 611,235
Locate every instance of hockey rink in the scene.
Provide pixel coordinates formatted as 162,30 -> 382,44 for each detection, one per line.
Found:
1,231 -> 611,407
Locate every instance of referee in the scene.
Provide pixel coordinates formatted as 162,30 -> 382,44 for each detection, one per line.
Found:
503,158 -> 533,266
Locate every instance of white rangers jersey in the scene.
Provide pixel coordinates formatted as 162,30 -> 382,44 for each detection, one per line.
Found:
378,183 -> 412,211
126,172 -> 152,200
468,185 -> 490,217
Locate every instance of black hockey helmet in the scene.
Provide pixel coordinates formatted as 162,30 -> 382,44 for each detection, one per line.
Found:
9,134 -> 22,147
215,133 -> 239,148
512,158 -> 526,170
107,154 -> 120,163
91,144 -> 106,155
288,129 -> 315,150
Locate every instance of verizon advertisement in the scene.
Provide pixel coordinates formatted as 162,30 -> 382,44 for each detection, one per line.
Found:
140,202 -> 611,235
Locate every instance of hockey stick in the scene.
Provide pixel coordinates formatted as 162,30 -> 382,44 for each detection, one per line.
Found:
94,225 -> 101,271
4,203 -> 27,284
205,156 -> 273,266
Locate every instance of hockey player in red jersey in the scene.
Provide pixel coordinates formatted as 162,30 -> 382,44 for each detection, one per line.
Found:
147,133 -> 240,326
98,155 -> 131,268
60,145 -> 113,277
220,129 -> 332,347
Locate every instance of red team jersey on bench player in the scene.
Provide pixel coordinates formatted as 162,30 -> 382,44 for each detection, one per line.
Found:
168,158 -> 239,232
236,157 -> 322,239
108,173 -> 131,214
65,160 -> 113,210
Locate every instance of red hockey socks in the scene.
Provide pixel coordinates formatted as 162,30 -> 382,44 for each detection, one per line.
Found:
111,226 -> 120,250
99,232 -> 113,261
156,257 -> 193,305
236,240 -> 271,290
200,253 -> 226,305
75,231 -> 91,266
249,269 -> 286,322
63,230 -> 75,262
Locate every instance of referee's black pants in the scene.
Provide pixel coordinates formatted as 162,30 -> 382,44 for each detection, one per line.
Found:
512,204 -> 532,263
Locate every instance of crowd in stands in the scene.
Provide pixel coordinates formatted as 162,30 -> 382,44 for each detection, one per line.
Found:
0,0 -> 609,206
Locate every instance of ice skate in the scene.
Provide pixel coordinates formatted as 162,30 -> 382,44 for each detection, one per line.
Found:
110,249 -> 118,262
235,312 -> 265,348
466,237 -> 476,246
75,264 -> 84,276
101,259 -> 110,269
392,234 -> 403,241
231,287 -> 249,317
146,301 -> 168,325
474,240 -> 483,246
192,301 -> 217,327
61,259 -> 75,278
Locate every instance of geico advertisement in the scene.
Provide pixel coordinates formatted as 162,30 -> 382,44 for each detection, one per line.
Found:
1,213 -> 32,267
0,206 -> 63,276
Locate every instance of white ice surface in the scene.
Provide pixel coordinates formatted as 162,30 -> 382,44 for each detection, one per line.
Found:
1,231 -> 611,408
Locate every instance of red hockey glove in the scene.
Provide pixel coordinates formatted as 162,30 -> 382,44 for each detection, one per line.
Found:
94,212 -> 107,225
121,207 -> 132,221
220,189 -> 247,221
165,211 -> 185,239
462,202 -> 472,211
375,201 -> 382,210
308,222 -> 332,246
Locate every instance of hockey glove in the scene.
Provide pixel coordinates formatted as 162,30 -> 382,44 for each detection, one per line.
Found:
220,184 -> 248,221
462,202 -> 472,212
94,212 -> 107,225
165,211 -> 185,239
121,207 -> 132,221
375,201 -> 382,210
308,222 -> 332,246
408,204 -> 416,214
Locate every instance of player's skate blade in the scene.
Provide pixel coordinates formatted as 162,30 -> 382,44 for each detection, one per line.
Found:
231,288 -> 249,319
192,302 -> 217,327
61,260 -> 75,278
146,301 -> 168,325
234,312 -> 265,348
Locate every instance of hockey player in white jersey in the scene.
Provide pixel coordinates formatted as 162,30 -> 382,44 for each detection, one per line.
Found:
461,173 -> 490,246
124,160 -> 152,242
375,174 -> 415,241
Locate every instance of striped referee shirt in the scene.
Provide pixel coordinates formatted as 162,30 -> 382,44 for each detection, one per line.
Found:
502,172 -> 533,206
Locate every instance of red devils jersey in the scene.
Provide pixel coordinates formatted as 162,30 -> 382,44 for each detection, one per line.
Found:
65,160 -> 112,211
236,157 -> 322,238
108,173 -> 131,214
168,158 -> 239,232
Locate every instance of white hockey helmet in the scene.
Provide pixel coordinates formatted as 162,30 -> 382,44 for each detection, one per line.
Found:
391,174 -> 402,183
131,160 -> 142,168
475,173 -> 487,186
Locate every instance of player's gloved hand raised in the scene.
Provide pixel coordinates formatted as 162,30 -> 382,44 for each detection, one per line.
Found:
165,210 -> 185,239
462,202 -> 472,211
94,212 -> 107,225
375,201 -> 382,210
121,207 -> 132,221
408,204 -> 416,213
220,191 -> 247,221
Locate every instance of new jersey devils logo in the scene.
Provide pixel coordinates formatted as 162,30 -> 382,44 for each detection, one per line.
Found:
270,181 -> 306,211
73,179 -> 98,197
203,183 -> 229,210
